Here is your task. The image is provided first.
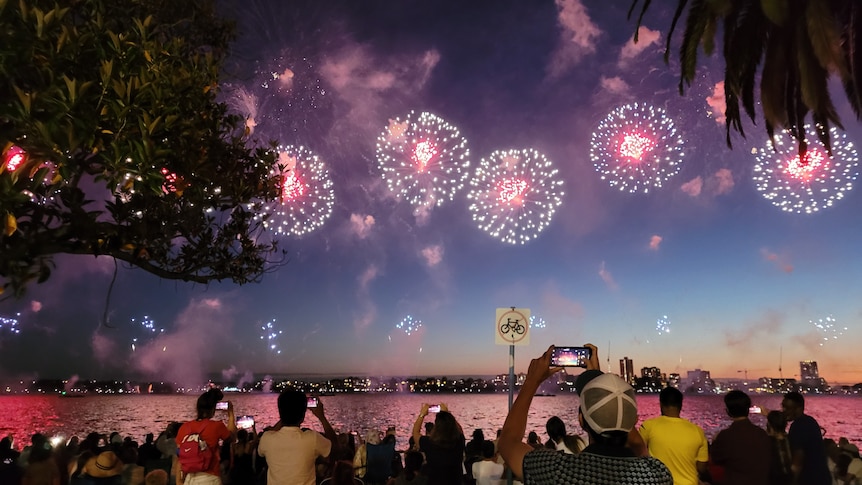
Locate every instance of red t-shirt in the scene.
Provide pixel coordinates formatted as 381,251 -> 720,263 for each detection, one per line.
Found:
177,419 -> 231,476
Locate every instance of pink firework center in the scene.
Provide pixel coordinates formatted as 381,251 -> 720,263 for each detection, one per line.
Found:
785,149 -> 828,182
280,172 -> 306,201
3,145 -> 25,172
618,132 -> 655,161
412,140 -> 438,171
497,177 -> 529,204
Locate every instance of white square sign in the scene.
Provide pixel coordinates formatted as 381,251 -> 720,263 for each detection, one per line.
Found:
495,307 -> 530,346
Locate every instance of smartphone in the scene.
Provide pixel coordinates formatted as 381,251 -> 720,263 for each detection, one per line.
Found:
550,346 -> 592,367
307,396 -> 318,408
216,401 -> 229,410
749,405 -> 761,414
428,404 -> 441,413
236,415 -> 255,430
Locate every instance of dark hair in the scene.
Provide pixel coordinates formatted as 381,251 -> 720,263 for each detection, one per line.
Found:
527,431 -> 540,444
277,390 -> 308,426
403,450 -> 424,481
724,390 -> 751,418
429,411 -> 461,448
659,387 -> 683,409
71,451 -> 95,479
424,422 -> 434,434
546,416 -> 566,441
784,391 -> 805,410
481,440 -> 495,459
329,460 -> 356,485
196,388 -> 223,419
470,428 -> 484,444
767,410 -> 787,434
836,453 -> 852,476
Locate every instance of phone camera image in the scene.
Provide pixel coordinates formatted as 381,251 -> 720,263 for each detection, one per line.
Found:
428,404 -> 441,413
216,401 -> 229,411
307,396 -> 318,408
550,346 -> 592,367
236,415 -> 255,430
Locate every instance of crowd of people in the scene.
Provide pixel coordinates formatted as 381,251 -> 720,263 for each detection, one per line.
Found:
1,344 -> 860,485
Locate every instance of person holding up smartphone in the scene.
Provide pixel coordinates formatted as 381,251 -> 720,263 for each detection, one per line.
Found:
257,391 -> 337,485
175,388 -> 236,485
411,403 -> 465,484
498,344 -> 672,485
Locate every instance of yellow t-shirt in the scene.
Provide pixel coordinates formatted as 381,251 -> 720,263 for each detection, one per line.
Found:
639,415 -> 708,485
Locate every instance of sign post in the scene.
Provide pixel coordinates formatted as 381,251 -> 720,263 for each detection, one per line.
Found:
495,307 -> 530,485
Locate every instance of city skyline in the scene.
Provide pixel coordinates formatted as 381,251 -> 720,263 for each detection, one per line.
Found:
2,1 -> 862,384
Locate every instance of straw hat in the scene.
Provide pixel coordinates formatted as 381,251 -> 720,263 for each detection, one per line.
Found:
83,450 -> 124,478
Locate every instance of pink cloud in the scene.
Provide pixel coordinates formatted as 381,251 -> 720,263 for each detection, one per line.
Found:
349,213 -> 375,239
713,168 -> 734,195
761,248 -> 794,273
30,301 -> 42,312
619,26 -> 661,65
706,81 -> 726,124
421,245 -> 443,267
598,261 -> 618,291
681,177 -> 703,197
600,76 -> 630,96
547,0 -> 601,78
355,265 -> 381,331
649,235 -> 662,251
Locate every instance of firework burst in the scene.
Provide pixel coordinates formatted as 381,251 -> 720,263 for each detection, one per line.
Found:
752,125 -> 859,214
0,313 -> 21,336
376,111 -> 470,210
395,315 -> 423,336
655,315 -> 671,335
260,318 -> 283,354
130,315 -> 164,351
467,148 -> 564,245
590,103 -> 685,194
530,315 -> 547,329
810,314 -> 846,346
259,145 -> 334,237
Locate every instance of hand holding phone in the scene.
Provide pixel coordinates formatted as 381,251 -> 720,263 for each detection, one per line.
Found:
307,396 -> 318,408
550,346 -> 592,367
236,415 -> 255,430
749,405 -> 762,414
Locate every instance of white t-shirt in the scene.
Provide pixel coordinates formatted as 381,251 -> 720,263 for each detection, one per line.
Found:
258,427 -> 331,485
472,460 -> 505,485
847,457 -> 862,485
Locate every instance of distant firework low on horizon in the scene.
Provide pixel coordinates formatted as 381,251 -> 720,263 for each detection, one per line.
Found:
261,318 -> 284,355
467,148 -> 564,245
753,125 -> 859,214
130,315 -> 164,352
376,111 -> 470,211
590,103 -> 685,194
0,313 -> 21,336
394,315 -> 423,337
810,314 -> 846,346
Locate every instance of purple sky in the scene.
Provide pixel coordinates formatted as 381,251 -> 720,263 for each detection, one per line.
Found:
2,0 -> 861,386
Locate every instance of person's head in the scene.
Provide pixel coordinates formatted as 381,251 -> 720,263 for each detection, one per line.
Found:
527,431 -> 540,444
578,373 -> 637,447
658,387 -> 683,414
277,390 -> 308,426
782,391 -> 805,421
545,416 -> 567,442
145,433 -> 154,444
424,422 -> 434,435
145,469 -> 169,485
0,436 -> 12,451
766,410 -> 787,436
836,453 -> 852,476
825,439 -> 841,462
481,439 -> 495,459
471,428 -> 484,443
403,450 -> 424,478
723,390 -> 751,418
196,388 -> 224,420
429,411 -> 460,447
165,422 -> 181,439
364,429 -> 380,445
237,429 -> 249,444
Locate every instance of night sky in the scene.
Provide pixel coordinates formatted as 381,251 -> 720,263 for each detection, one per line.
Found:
2,0 -> 861,386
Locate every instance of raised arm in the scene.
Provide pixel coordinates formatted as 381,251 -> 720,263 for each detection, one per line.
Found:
499,346 -> 562,480
311,398 -> 338,449
412,404 -> 429,449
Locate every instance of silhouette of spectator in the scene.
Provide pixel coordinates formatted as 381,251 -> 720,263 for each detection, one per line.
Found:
783,391 -> 831,485
710,390 -> 771,485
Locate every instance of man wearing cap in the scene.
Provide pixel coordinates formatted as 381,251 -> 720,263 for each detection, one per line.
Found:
499,345 -> 672,485
639,387 -> 709,485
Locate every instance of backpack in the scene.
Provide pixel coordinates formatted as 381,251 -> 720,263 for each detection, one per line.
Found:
178,421 -> 214,474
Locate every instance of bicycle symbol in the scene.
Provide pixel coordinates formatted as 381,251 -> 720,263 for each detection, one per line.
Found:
500,318 -> 525,336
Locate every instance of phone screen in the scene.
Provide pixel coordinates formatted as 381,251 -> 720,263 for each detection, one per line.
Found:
428,404 -> 441,413
236,415 -> 255,430
550,346 -> 591,367
749,406 -> 761,414
216,401 -> 229,410
307,396 -> 318,408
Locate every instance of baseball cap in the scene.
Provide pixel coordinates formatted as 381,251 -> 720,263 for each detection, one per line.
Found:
579,373 -> 638,434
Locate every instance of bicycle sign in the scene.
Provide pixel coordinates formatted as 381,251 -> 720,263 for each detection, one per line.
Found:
495,307 -> 530,345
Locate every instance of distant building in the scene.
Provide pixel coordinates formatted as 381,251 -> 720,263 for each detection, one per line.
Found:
667,373 -> 681,388
634,366 -> 663,393
758,377 -> 799,394
799,361 -> 829,393
685,368 -> 717,394
620,357 -> 634,384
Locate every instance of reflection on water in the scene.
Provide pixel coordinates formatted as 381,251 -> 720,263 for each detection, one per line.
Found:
1,394 -> 860,450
